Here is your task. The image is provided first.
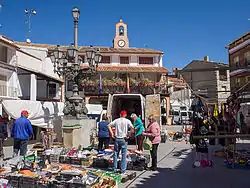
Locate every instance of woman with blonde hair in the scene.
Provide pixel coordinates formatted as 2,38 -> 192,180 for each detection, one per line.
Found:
130,113 -> 145,152
143,114 -> 161,171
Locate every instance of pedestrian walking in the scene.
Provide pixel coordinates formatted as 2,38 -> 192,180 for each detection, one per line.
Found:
130,113 -> 145,153
12,110 -> 33,156
0,115 -> 8,159
143,114 -> 161,171
108,110 -> 134,174
98,114 -> 110,151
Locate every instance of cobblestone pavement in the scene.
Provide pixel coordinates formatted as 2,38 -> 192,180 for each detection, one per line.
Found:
122,141 -> 250,188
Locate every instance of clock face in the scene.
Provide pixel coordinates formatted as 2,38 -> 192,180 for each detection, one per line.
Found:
118,40 -> 125,47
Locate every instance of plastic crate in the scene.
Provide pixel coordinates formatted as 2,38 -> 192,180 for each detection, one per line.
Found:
59,156 -> 71,164
50,181 -> 68,188
49,154 -> 60,163
37,182 -> 51,188
92,158 -> 109,169
19,176 -> 37,188
7,176 -> 19,188
67,182 -> 86,188
70,157 -> 81,165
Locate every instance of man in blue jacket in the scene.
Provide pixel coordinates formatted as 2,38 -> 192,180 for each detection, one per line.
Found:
12,110 -> 33,156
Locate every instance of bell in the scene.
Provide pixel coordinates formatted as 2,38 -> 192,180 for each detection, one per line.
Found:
119,29 -> 124,35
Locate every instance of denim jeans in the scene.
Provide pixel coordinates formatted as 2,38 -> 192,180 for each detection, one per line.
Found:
13,138 -> 28,156
113,138 -> 127,173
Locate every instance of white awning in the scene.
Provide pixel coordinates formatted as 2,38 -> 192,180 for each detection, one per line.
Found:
2,100 -> 64,128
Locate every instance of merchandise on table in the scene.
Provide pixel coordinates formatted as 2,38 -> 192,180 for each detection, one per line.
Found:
0,144 -> 141,188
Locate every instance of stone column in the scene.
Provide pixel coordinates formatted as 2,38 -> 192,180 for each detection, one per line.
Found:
30,74 -> 37,101
60,83 -> 65,102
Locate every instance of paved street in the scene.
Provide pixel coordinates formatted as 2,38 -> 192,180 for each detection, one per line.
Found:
122,141 -> 250,188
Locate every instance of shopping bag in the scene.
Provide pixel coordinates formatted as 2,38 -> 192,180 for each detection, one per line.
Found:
143,137 -> 152,150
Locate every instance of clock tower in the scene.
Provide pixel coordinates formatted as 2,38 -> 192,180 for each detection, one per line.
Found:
113,19 -> 129,48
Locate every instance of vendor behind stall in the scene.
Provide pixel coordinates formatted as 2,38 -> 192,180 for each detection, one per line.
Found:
12,110 -> 33,156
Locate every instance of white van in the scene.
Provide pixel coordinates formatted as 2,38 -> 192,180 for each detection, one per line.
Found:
180,111 -> 189,124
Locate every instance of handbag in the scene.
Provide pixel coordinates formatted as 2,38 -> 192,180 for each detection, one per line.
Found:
143,137 -> 152,151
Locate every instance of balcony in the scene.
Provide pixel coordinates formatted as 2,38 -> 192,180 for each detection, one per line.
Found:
0,85 -> 20,98
82,78 -> 168,95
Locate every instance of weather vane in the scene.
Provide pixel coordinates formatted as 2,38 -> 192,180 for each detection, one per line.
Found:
25,9 -> 36,43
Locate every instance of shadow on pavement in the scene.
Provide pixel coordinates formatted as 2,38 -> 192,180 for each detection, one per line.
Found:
129,143 -> 250,188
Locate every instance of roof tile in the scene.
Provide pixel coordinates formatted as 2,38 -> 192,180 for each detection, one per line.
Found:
15,42 -> 164,54
80,65 -> 169,73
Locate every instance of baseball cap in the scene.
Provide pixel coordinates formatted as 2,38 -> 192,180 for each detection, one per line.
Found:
21,110 -> 29,115
120,110 -> 127,116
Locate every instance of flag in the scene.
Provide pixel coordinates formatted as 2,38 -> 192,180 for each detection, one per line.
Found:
99,73 -> 102,95
127,74 -> 130,93
213,104 -> 218,117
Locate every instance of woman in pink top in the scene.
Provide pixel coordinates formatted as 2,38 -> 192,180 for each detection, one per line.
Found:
143,114 -> 161,171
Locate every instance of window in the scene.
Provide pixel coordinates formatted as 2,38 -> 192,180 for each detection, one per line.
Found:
181,112 -> 187,116
233,56 -> 239,67
219,70 -> 227,81
119,26 -> 124,36
120,56 -> 129,64
221,86 -> 227,94
0,46 -> 7,63
173,111 -> 179,116
139,57 -> 153,65
48,83 -> 56,98
244,51 -> 250,66
100,56 -> 111,64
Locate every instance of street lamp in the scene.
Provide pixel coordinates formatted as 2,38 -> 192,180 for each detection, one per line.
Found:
25,8 -> 36,43
50,8 -> 102,119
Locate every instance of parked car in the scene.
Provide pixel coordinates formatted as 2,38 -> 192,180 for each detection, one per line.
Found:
172,111 -> 180,125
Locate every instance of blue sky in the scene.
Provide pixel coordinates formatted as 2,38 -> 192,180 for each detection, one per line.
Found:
0,0 -> 249,71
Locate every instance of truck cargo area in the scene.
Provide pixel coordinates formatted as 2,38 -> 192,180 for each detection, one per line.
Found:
111,94 -> 142,121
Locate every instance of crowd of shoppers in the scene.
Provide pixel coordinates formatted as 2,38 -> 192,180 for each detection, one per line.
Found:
97,110 -> 161,174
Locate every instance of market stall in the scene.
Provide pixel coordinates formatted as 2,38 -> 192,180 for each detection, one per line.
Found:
0,142 -> 149,188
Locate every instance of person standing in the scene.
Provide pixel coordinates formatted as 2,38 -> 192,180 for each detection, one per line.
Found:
0,115 -> 8,159
98,114 -> 110,151
143,114 -> 161,171
130,113 -> 145,152
12,110 -> 33,156
108,110 -> 134,174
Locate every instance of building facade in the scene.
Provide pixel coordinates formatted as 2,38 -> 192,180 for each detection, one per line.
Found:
180,56 -> 230,106
228,31 -> 250,102
0,35 -> 63,102
65,19 -> 170,108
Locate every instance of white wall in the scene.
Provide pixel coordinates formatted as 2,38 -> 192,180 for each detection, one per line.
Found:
16,46 -> 62,81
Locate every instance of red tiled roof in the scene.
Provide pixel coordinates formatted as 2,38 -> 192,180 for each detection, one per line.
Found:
81,65 -> 169,73
15,42 -> 164,54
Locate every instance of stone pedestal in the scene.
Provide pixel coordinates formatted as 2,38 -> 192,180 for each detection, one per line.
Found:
62,116 -> 96,148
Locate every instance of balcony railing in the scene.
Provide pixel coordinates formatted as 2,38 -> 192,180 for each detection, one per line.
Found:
83,83 -> 168,95
0,85 -> 20,97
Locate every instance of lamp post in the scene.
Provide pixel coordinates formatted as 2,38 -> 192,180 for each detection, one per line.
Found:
50,7 -> 102,119
25,9 -> 36,43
